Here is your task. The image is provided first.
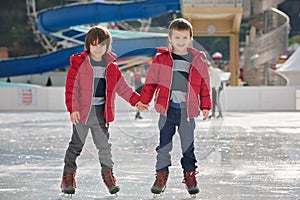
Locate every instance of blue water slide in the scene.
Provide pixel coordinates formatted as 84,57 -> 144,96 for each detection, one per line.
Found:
37,0 -> 180,36
0,36 -> 167,78
0,46 -> 81,78
0,0 -> 180,78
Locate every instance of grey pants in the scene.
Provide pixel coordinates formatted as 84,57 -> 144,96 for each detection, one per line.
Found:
63,107 -> 113,173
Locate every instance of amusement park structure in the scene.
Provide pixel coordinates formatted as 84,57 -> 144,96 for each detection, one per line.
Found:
0,0 -> 290,86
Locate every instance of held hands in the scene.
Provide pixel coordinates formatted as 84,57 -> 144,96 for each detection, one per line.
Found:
70,111 -> 80,125
202,109 -> 209,120
136,102 -> 209,120
135,101 -> 149,112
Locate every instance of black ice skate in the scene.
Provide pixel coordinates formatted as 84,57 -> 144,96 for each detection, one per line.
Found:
61,171 -> 76,198
101,169 -> 120,195
182,170 -> 199,198
135,111 -> 143,119
151,171 -> 169,195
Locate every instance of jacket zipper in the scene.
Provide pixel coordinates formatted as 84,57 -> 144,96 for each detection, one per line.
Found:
104,65 -> 109,127
165,53 -> 173,116
186,63 -> 192,122
104,59 -> 114,127
87,57 -> 94,124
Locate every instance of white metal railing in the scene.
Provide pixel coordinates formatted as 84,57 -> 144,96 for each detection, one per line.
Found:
182,0 -> 243,7
25,0 -> 87,52
251,0 -> 285,16
242,0 -> 251,18
245,8 -> 289,69
26,0 -> 56,52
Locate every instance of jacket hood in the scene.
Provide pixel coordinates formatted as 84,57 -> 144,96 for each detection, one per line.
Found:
71,50 -> 116,65
156,46 -> 206,58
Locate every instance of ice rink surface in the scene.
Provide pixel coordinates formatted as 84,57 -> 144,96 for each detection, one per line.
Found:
0,111 -> 300,200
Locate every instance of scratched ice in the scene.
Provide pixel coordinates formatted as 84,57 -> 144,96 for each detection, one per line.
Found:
0,111 -> 300,200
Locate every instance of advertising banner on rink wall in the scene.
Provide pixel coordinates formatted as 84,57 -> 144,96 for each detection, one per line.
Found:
18,88 -> 37,106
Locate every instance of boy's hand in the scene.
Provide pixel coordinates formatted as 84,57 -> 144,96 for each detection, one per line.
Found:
136,101 -> 149,112
202,109 -> 209,120
70,111 -> 80,125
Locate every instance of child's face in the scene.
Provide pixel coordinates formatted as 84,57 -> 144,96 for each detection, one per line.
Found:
89,39 -> 107,60
168,29 -> 192,55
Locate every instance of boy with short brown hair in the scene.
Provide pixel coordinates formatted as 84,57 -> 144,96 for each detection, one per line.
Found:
138,18 -> 211,196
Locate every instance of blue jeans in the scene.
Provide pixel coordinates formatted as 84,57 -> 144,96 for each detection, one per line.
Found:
156,106 -> 197,172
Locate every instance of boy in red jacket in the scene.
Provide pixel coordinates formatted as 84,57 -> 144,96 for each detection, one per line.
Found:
62,26 -> 140,197
137,18 -> 211,196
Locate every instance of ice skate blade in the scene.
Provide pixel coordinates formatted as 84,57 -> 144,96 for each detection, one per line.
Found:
61,193 -> 72,199
190,194 -> 197,199
153,193 -> 163,199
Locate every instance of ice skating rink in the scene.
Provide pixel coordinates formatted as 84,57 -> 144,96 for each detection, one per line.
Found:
0,111 -> 300,200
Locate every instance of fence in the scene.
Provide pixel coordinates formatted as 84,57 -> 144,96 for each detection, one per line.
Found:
0,86 -> 298,112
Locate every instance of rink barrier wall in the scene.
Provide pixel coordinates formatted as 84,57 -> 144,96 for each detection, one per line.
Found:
221,87 -> 299,111
0,86 -> 299,112
296,90 -> 300,111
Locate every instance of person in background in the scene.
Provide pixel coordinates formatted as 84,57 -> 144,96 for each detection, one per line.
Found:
62,26 -> 140,197
208,61 -> 223,119
212,51 -> 222,68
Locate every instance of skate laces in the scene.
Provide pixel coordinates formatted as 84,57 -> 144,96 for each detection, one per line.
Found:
154,171 -> 169,189
102,170 -> 117,189
182,170 -> 198,189
62,172 -> 76,188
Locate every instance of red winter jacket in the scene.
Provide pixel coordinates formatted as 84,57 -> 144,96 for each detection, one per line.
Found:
140,46 -> 211,119
65,50 -> 139,124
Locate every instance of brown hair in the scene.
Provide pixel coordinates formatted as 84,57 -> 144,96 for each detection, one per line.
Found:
168,18 -> 193,38
84,26 -> 112,53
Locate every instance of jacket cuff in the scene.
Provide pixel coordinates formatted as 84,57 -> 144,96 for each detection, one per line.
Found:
130,92 -> 140,106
